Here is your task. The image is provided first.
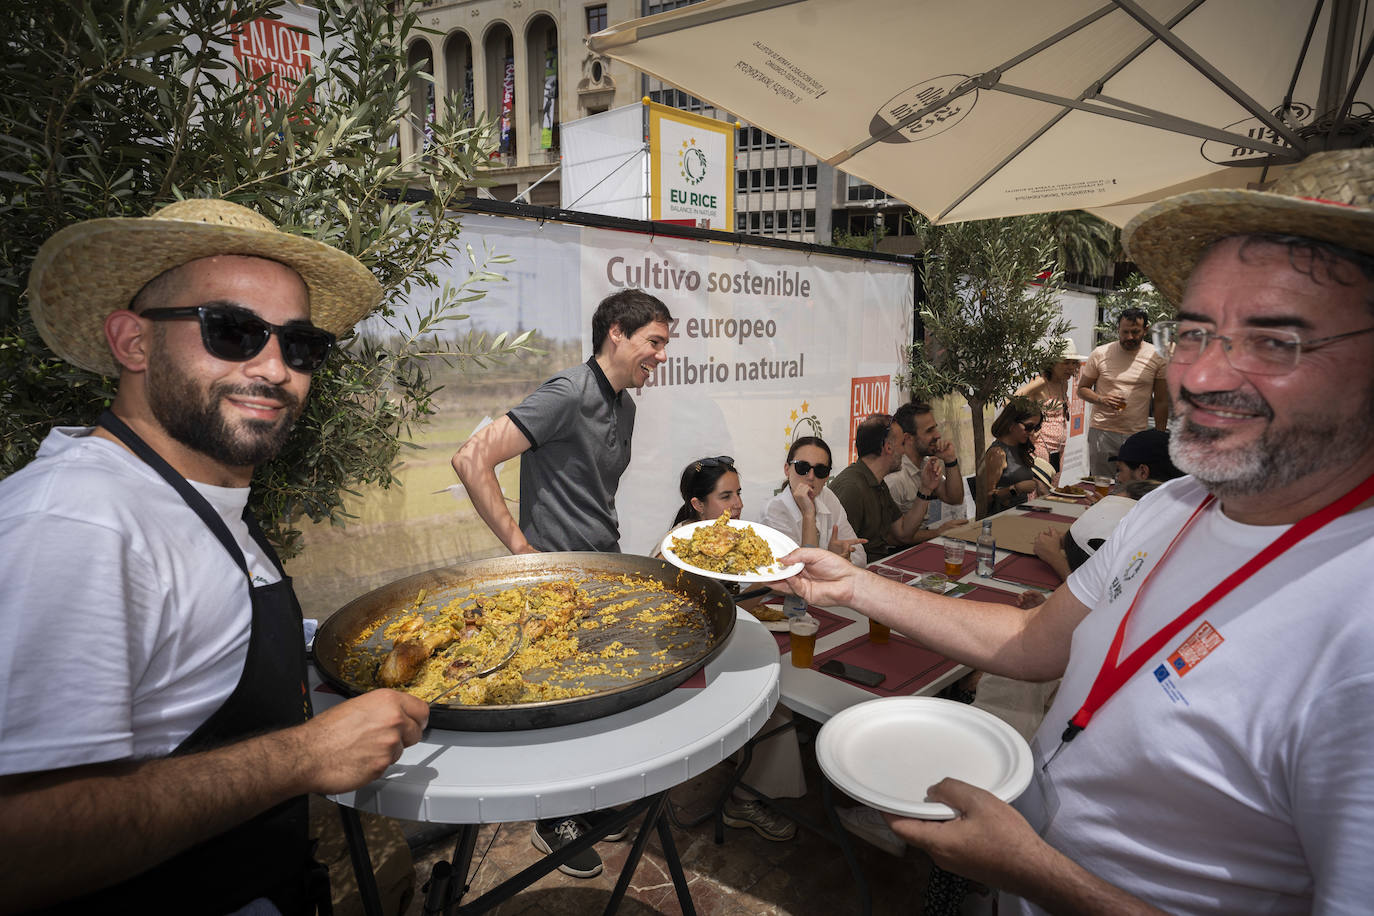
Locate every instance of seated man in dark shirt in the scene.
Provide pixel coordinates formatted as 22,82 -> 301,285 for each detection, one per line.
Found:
828,413 -> 944,559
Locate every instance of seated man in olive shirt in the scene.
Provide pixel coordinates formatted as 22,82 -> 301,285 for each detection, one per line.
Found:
828,413 -> 945,559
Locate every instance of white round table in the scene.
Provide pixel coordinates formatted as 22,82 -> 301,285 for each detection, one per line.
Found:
314,609 -> 779,914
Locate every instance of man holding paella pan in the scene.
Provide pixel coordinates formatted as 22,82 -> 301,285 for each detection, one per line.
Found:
0,200 -> 430,913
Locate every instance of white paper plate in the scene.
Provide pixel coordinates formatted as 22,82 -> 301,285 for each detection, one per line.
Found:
660,519 -> 803,583
817,697 -> 1033,820
1050,486 -> 1091,499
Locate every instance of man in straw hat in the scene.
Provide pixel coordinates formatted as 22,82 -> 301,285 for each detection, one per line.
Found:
0,199 -> 430,913
771,148 -> 1374,915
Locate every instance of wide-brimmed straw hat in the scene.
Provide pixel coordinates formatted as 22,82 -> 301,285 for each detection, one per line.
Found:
1056,337 -> 1086,361
27,198 -> 383,376
1124,148 -> 1374,305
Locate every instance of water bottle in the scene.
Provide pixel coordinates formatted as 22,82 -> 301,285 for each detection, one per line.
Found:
783,593 -> 808,618
976,519 -> 996,577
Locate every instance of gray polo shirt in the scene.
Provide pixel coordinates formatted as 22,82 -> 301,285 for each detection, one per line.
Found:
506,357 -> 633,552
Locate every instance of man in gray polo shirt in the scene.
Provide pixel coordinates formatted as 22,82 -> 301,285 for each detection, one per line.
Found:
451,288 -> 672,875
453,288 -> 671,554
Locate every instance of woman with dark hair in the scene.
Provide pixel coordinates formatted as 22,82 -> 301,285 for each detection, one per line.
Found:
669,455 -> 742,528
978,398 -> 1049,517
657,454 -> 804,843
760,436 -> 866,567
1014,338 -> 1084,471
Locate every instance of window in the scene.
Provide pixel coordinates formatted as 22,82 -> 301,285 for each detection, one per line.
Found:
776,211 -> 788,231
763,212 -> 774,230
806,166 -> 818,188
805,209 -> 816,229
737,170 -> 747,190
750,169 -> 761,190
585,4 -> 607,33
791,210 -> 802,230
751,127 -> 763,149
749,212 -> 761,230
764,169 -> 775,190
792,166 -> 804,189
736,212 -> 748,231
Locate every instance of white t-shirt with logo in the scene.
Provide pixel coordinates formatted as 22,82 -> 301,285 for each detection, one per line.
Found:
1006,476 -> 1374,915
0,427 -> 281,775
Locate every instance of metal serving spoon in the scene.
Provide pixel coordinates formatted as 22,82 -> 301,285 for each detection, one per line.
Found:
430,597 -> 543,704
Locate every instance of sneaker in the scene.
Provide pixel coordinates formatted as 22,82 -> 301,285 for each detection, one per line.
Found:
531,817 -> 603,878
837,805 -> 905,857
585,807 -> 630,842
722,799 -> 796,842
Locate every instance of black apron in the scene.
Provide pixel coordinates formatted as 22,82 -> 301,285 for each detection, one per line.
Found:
42,411 -> 322,915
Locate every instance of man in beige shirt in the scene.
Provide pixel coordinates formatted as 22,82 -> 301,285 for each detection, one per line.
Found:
1077,307 -> 1169,477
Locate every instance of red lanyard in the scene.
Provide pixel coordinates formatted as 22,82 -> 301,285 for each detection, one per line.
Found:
1061,469 -> 1374,744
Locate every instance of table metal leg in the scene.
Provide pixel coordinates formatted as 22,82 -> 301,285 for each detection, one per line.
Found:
656,801 -> 698,916
337,805 -> 385,916
821,777 -> 872,916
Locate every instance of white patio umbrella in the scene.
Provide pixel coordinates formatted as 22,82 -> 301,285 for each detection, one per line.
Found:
589,0 -> 1374,225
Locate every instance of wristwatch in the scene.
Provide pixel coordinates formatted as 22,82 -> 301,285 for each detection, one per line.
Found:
918,489 -> 938,501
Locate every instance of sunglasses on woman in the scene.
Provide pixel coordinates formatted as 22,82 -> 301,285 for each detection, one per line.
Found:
139,305 -> 335,373
694,455 -> 735,472
1020,420 -> 1041,433
787,458 -> 831,479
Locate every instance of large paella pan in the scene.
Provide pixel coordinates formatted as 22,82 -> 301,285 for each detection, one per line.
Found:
313,552 -> 737,731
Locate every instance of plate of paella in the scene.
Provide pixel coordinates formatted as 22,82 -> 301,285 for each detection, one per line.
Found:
661,512 -> 803,583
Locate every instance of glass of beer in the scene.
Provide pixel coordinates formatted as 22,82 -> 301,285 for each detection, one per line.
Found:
868,617 -> 891,644
789,615 -> 820,667
943,540 -> 966,578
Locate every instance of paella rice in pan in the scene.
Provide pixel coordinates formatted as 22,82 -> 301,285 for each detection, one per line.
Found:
342,574 -> 710,706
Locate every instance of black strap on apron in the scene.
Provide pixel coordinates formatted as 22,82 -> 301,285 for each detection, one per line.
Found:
40,411 -> 324,915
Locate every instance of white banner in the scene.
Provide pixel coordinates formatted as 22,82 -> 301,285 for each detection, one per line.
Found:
304,212 -> 911,616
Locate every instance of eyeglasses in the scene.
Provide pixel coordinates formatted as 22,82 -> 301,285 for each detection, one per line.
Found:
1153,320 -> 1374,376
1019,420 -> 1041,433
139,305 -> 335,373
694,455 -> 735,472
787,459 -> 832,479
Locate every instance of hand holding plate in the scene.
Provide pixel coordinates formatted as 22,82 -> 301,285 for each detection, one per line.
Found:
886,778 -> 1055,896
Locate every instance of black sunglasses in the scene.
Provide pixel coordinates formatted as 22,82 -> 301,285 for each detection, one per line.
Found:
139,305 -> 335,373
694,455 -> 735,472
1020,420 -> 1041,433
788,458 -> 832,479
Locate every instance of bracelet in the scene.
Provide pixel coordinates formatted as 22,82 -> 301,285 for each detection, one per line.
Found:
918,489 -> 938,501
943,459 -> 958,467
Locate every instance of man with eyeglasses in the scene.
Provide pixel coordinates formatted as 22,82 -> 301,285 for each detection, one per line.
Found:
829,412 -> 949,559
0,200 -> 431,913
883,400 -> 967,519
775,149 -> 1374,915
1077,307 -> 1170,478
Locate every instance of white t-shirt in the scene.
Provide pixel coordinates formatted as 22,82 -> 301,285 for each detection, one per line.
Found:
761,485 -> 867,568
1005,476 -> 1374,915
0,427 -> 281,775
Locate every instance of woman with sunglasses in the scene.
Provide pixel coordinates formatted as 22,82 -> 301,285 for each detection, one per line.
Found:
1013,339 -> 1084,472
978,399 -> 1049,517
761,437 -> 867,567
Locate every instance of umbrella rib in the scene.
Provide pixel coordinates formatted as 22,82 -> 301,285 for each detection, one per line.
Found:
997,85 -> 1297,155
1112,0 -> 1307,151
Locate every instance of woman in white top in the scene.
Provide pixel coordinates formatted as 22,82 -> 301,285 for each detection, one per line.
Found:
761,436 -> 867,567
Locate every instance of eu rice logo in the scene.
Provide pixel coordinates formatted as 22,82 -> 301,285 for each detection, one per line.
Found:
1154,664 -> 1169,682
